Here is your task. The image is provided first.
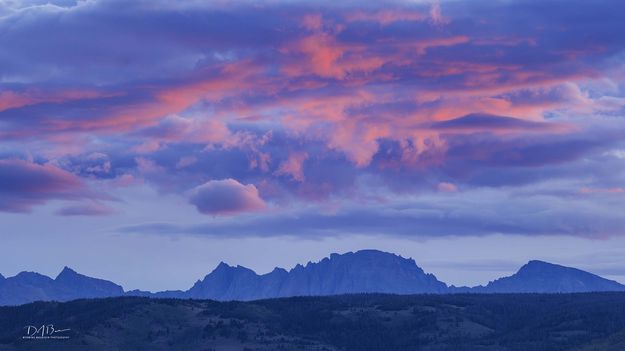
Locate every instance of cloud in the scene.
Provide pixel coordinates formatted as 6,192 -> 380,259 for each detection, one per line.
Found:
428,0 -> 447,26
345,10 -> 425,26
4,0 -> 622,158
56,201 -> 116,216
1,0 -> 625,238
579,187 -> 625,195
175,156 -> 198,169
0,158 -> 87,212
274,152 -> 308,182
120,181 -> 625,239
437,182 -> 458,193
428,113 -> 566,133
188,179 -> 266,216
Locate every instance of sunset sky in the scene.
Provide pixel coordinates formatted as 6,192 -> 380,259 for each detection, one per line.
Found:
1,0 -> 625,291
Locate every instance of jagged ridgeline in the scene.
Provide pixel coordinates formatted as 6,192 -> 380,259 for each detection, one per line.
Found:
1,250 -> 624,305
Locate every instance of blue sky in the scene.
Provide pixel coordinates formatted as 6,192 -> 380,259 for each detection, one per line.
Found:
1,0 -> 625,291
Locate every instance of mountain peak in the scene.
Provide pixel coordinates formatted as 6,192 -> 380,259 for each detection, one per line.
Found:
15,271 -> 52,280
516,260 -> 583,277
526,259 -> 555,266
56,266 -> 80,280
53,267 -> 124,300
210,262 -> 256,275
185,250 -> 447,300
329,250 -> 421,271
520,260 -> 558,270
527,259 -> 549,264
329,249 -> 409,261
352,249 -> 394,257
482,260 -> 625,293
283,249 -> 446,296
269,267 -> 288,275
214,261 -> 232,271
8,271 -> 56,289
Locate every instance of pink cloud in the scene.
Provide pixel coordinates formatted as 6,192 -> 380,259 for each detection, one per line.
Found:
579,187 -> 625,195
133,115 -> 234,152
283,33 -> 347,79
0,89 -> 114,113
56,201 -> 116,216
437,182 -> 458,193
249,151 -> 271,172
176,156 -> 198,169
0,2 -> 610,175
301,13 -> 323,31
34,61 -> 264,137
429,0 -> 448,26
412,36 -> 470,55
275,152 -> 309,182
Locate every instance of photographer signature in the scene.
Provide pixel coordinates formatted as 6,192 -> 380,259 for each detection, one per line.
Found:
23,324 -> 71,340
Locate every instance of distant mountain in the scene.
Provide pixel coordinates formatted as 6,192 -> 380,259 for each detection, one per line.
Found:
0,267 -> 123,306
186,263 -> 267,300
0,272 -> 58,306
473,260 -> 625,293
54,267 -> 124,299
125,289 -> 185,298
2,251 -> 625,305
186,250 -> 448,300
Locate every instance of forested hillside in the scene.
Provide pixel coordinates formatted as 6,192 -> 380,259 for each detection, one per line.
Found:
2,293 -> 625,350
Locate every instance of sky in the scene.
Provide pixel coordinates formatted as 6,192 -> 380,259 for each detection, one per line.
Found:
1,0 -> 625,292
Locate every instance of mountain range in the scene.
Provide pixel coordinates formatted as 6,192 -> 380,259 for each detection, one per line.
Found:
0,267 -> 123,306
1,250 -> 624,306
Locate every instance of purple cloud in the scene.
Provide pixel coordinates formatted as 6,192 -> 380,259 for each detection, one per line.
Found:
0,0 -> 624,239
188,179 -> 266,216
120,180 -> 625,239
56,201 -> 116,216
0,159 -> 88,212
428,113 -> 565,133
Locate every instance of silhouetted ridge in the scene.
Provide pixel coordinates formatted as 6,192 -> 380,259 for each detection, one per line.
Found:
184,250 -> 447,300
475,260 -> 625,293
0,268 -> 124,306
187,262 -> 261,300
56,266 -> 78,277
14,271 -> 53,285
55,266 -> 124,299
2,251 -> 625,305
